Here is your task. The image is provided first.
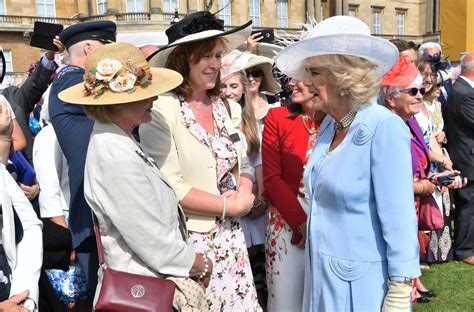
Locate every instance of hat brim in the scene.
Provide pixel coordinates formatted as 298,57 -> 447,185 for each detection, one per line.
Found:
275,34 -> 399,81
147,20 -> 253,67
245,57 -> 281,94
58,68 -> 183,105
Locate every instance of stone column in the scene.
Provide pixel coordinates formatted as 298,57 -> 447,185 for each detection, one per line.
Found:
307,0 -> 315,20
314,0 -> 321,21
342,0 -> 349,15
335,0 -> 342,15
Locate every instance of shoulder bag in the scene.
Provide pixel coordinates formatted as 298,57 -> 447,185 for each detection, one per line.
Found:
92,213 -> 176,312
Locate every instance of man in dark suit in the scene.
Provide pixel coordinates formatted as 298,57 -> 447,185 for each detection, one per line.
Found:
446,52 -> 474,265
48,20 -> 116,305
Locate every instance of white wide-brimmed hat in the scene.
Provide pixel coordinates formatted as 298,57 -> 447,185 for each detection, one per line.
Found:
275,16 -> 399,81
148,11 -> 252,68
221,50 -> 281,94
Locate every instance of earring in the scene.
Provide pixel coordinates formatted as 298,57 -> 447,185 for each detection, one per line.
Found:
340,91 -> 346,97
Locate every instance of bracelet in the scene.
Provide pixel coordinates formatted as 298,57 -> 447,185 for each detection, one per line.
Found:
221,196 -> 226,221
197,256 -> 209,283
420,180 -> 426,195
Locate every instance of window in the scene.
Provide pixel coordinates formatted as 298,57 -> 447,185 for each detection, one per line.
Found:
396,10 -> 406,36
348,4 -> 358,17
97,0 -> 107,15
249,0 -> 260,27
218,0 -> 231,26
0,0 -> 6,15
277,0 -> 288,28
3,50 -> 12,72
126,0 -> 144,12
36,0 -> 55,17
163,0 -> 178,13
372,8 -> 382,35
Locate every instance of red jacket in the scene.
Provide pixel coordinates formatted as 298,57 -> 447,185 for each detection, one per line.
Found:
262,106 -> 311,229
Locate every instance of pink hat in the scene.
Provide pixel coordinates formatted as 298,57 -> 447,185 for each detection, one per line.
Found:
381,56 -> 420,87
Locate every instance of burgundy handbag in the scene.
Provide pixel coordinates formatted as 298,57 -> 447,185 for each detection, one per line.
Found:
416,162 -> 444,231
92,214 -> 176,312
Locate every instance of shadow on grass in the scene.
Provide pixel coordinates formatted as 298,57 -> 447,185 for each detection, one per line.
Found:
414,261 -> 474,312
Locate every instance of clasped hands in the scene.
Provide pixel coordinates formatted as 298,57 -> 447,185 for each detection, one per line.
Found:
221,189 -> 255,217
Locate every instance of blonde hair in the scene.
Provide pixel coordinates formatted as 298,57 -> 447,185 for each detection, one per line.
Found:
84,104 -> 120,123
235,71 -> 260,157
306,54 -> 380,110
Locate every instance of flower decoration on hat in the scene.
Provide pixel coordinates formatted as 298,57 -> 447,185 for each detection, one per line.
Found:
83,59 -> 152,97
381,56 -> 419,87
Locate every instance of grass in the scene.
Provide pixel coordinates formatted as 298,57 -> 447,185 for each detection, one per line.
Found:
413,261 -> 474,312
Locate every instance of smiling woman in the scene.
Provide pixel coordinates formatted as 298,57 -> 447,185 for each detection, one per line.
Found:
140,11 -> 263,311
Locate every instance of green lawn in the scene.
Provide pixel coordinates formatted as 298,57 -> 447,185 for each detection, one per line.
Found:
414,261 -> 474,312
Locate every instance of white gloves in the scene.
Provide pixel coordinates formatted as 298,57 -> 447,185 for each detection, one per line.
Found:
382,280 -> 413,312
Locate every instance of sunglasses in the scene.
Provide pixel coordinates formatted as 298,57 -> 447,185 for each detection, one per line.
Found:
400,87 -> 426,96
246,69 -> 263,78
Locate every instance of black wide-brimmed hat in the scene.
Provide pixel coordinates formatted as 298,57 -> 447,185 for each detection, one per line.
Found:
148,11 -> 252,67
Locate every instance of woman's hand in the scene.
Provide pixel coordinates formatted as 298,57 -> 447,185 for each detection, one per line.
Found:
246,32 -> 263,53
19,181 -> 40,200
434,131 -> 446,144
247,198 -> 268,220
430,170 -> 467,189
0,98 -> 13,141
295,221 -> 307,249
0,290 -> 29,312
190,254 -> 213,291
227,190 -> 255,217
45,36 -> 65,60
419,179 -> 436,196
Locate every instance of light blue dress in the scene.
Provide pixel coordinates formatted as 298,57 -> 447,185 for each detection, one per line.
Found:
303,102 -> 421,311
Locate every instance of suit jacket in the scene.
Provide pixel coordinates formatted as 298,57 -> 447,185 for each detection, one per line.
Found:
304,103 -> 420,309
262,106 -> 308,229
2,58 -> 57,163
139,93 -> 252,232
84,122 -> 195,284
446,76 -> 474,180
49,65 -> 94,248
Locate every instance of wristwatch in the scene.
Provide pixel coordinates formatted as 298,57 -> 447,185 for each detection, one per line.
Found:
20,297 -> 38,312
389,276 -> 412,284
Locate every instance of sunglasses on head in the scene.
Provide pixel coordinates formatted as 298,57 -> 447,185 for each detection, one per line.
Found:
246,69 -> 263,78
400,87 -> 426,96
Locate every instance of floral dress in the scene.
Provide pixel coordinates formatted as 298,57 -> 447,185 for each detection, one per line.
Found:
181,96 -> 261,312
415,101 -> 453,263
265,115 -> 318,312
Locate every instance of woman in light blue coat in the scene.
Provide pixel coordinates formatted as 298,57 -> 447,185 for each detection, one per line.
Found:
275,16 -> 421,311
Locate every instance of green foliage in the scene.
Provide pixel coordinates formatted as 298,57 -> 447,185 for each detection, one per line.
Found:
414,261 -> 474,312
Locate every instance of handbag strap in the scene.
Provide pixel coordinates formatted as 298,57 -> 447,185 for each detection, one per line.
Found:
92,213 -> 106,266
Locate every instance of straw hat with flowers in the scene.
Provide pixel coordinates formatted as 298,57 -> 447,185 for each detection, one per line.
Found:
59,42 -> 183,105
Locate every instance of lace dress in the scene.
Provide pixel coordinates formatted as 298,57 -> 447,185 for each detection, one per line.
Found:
180,96 -> 261,311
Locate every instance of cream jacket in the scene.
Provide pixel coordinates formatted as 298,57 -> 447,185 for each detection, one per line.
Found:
140,93 -> 252,232
84,122 -> 195,299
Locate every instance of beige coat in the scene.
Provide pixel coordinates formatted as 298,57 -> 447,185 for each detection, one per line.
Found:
84,122 -> 195,300
139,93 -> 252,232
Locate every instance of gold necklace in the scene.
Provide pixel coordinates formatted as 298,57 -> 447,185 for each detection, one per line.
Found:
301,115 -> 317,135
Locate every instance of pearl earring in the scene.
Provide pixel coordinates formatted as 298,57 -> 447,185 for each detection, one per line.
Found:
340,91 -> 346,97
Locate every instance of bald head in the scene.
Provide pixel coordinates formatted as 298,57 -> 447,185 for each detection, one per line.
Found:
461,52 -> 474,77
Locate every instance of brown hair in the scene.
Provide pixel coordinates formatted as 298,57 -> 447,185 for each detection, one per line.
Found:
390,39 -> 417,53
84,104 -> 120,123
165,37 -> 226,98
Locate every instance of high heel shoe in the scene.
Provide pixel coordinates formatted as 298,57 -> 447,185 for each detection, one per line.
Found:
417,289 -> 437,298
416,296 -> 431,304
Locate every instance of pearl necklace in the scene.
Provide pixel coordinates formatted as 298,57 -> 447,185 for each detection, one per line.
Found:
334,111 -> 357,131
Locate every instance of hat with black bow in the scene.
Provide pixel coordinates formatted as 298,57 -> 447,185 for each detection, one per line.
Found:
147,11 -> 252,67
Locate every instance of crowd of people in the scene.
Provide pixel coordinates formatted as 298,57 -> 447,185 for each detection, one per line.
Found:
0,10 -> 472,312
